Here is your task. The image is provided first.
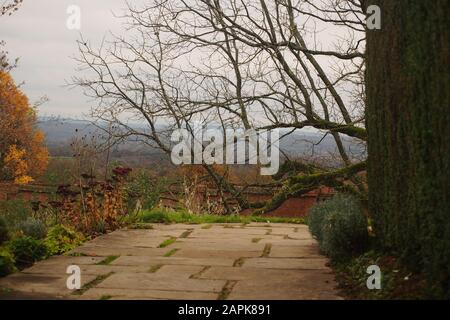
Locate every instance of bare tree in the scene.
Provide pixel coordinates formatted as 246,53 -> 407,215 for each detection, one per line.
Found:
74,0 -> 368,213
1,0 -> 23,71
1,0 -> 22,16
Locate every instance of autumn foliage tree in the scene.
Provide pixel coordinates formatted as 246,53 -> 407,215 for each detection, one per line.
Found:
0,70 -> 48,183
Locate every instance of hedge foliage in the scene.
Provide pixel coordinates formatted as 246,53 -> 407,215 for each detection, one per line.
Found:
308,194 -> 369,262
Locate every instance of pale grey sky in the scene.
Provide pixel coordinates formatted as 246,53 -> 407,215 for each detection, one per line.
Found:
0,0 -> 359,121
0,0 -> 131,117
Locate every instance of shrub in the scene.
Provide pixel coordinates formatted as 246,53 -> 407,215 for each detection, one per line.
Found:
0,217 -> 9,245
307,201 -> 330,242
8,236 -> 48,268
44,225 -> 85,256
0,200 -> 32,228
307,194 -> 369,262
47,166 -> 132,235
127,170 -> 166,211
17,218 -> 47,239
0,248 -> 16,276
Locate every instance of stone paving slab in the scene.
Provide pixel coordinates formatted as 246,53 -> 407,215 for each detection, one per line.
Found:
258,238 -> 318,246
78,288 -> 218,300
171,249 -> 262,260
96,273 -> 226,293
23,262 -> 150,276
119,256 -> 235,267
23,255 -> 105,268
150,224 -> 204,230
228,273 -> 341,300
197,266 -> 331,281
283,232 -> 314,240
243,258 -> 331,270
190,227 -> 268,236
0,222 -> 341,300
71,245 -> 169,257
269,244 -> 323,258
0,273 -> 98,297
174,240 -> 266,252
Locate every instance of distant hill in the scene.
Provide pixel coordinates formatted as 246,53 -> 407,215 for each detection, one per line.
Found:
37,118 -> 366,167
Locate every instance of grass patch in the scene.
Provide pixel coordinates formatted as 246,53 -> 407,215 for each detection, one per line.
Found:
137,208 -> 305,225
201,224 -> 212,229
190,266 -> 211,279
164,248 -> 179,257
218,280 -> 237,300
96,255 -> 119,265
66,252 -> 89,257
158,237 -> 177,248
261,244 -> 272,257
180,229 -> 193,238
233,257 -> 245,267
0,287 -> 14,294
252,238 -> 262,243
148,264 -> 163,273
129,223 -> 154,230
72,272 -> 114,296
99,295 -> 112,300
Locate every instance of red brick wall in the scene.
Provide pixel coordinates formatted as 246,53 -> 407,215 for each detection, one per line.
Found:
0,182 -> 333,218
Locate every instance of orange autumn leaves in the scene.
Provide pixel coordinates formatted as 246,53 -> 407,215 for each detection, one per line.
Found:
0,70 -> 48,184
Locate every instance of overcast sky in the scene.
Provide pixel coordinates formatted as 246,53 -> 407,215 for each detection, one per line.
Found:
1,0 -> 357,122
0,0 -> 133,117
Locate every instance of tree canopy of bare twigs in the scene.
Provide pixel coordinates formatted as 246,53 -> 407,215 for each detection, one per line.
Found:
1,0 -> 22,16
1,0 -> 23,71
74,0 -> 369,213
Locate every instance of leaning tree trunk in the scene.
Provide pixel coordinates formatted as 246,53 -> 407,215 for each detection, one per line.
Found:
366,0 -> 449,297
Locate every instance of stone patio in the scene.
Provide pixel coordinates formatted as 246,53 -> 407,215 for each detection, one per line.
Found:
0,223 -> 342,300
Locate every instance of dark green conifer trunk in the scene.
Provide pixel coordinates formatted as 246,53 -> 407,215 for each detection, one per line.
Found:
366,0 -> 449,296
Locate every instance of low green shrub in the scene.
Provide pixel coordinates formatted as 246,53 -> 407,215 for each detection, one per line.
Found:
8,236 -> 48,269
0,248 -> 16,276
44,225 -> 85,256
307,201 -> 330,241
17,218 -> 47,240
0,217 -> 9,245
307,194 -> 369,262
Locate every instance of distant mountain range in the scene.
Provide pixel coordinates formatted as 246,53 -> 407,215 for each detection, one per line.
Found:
37,118 -> 366,166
